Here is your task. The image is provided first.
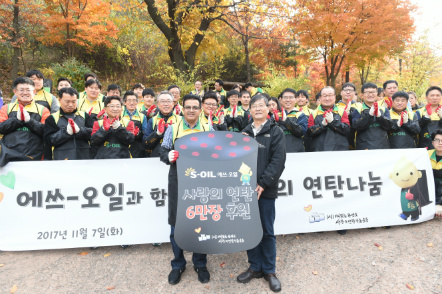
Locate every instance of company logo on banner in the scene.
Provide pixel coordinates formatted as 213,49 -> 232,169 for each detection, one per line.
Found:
274,149 -> 435,234
175,132 -> 263,255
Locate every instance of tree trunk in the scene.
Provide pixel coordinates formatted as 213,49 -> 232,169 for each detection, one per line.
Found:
345,70 -> 350,83
244,35 -> 251,81
11,0 -> 20,82
399,58 -> 402,76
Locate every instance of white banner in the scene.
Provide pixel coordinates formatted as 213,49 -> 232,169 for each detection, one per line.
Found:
275,149 -> 435,233
0,158 -> 171,251
0,149 -> 435,251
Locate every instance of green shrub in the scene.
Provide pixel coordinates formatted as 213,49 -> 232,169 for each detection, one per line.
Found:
42,58 -> 92,92
262,71 -> 310,97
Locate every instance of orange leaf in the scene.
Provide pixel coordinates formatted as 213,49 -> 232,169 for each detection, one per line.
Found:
0,264 -> 4,267
106,286 -> 116,290
104,253 -> 111,257
0,192 -> 4,202
204,286 -> 210,289
220,262 -> 226,268
427,243 -> 433,247
10,285 -> 18,294
406,283 -> 415,290
78,252 -> 89,256
295,235 -> 300,240
312,270 -> 318,275
276,257 -> 280,261
230,274 -> 234,278
374,243 -> 381,247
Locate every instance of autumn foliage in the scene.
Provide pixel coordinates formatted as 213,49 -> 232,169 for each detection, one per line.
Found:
40,0 -> 118,57
291,0 -> 415,88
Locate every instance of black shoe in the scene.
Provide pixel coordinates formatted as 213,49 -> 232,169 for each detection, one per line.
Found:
337,230 -> 347,235
237,269 -> 264,283
194,267 -> 210,283
264,273 -> 281,292
168,267 -> 186,285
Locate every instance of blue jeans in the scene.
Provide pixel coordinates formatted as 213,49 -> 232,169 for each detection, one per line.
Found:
170,226 -> 207,269
247,197 -> 276,274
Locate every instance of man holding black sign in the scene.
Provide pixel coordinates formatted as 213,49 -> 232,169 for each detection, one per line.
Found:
239,94 -> 286,292
159,94 -> 213,285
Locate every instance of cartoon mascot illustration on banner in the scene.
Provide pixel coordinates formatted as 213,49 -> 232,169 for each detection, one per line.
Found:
389,157 -> 432,221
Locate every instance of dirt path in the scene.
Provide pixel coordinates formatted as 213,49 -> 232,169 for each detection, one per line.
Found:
1,219 -> 441,294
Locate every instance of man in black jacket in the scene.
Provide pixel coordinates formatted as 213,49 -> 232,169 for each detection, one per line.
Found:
307,86 -> 351,151
351,83 -> 393,150
44,87 -> 94,160
237,94 -> 286,293
90,96 -> 137,159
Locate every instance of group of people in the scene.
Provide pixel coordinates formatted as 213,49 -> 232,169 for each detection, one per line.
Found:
1,70 -> 442,292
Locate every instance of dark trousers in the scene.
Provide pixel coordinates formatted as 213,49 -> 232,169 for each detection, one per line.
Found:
402,209 -> 419,219
247,197 -> 276,274
170,226 -> 207,270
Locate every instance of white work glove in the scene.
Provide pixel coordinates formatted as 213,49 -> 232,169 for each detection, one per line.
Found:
17,108 -> 30,122
376,109 -> 382,117
218,112 -> 225,124
345,101 -> 352,115
168,150 -> 179,163
325,111 -> 334,123
436,204 -> 442,218
281,108 -> 287,121
322,117 -> 328,126
232,106 -> 238,118
111,119 -> 121,129
402,112 -> 408,124
66,123 -> 74,135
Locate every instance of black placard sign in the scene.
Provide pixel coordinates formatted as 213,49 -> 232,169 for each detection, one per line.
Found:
175,131 -> 263,254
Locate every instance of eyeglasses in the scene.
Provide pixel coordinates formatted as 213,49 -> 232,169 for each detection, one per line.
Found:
204,103 -> 218,107
281,96 -> 296,100
252,104 -> 267,109
433,139 -> 442,144
126,99 -> 138,103
107,105 -> 122,109
364,91 -> 377,96
17,88 -> 33,93
342,89 -> 354,93
158,100 -> 172,104
183,106 -> 201,111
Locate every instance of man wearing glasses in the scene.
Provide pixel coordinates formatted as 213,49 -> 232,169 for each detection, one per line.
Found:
337,83 -> 356,111
307,86 -> 351,151
0,77 -> 50,166
122,91 -> 147,158
143,91 -> 180,157
90,96 -> 138,159
351,83 -> 393,150
276,88 -> 308,152
159,94 -> 213,285
416,86 -> 442,150
200,91 -> 227,130
337,82 -> 357,149
238,94 -> 286,292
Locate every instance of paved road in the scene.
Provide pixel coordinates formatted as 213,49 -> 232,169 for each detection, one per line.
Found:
1,219 -> 441,294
